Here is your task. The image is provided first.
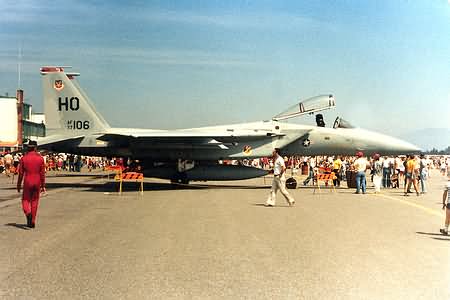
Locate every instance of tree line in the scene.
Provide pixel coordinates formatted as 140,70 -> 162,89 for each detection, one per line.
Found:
424,146 -> 450,155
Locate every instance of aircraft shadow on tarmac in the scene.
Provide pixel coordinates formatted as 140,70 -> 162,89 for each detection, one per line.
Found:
48,173 -> 107,178
43,181 -> 269,192
416,231 -> 450,241
4,223 -> 30,230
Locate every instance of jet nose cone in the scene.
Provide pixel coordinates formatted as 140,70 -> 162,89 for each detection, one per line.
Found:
397,140 -> 422,154
378,135 -> 422,155
353,129 -> 422,156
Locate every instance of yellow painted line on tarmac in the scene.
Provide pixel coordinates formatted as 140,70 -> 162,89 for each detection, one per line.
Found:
375,193 -> 443,218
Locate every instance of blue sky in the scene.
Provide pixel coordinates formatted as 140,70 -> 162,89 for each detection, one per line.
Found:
1,0 -> 449,137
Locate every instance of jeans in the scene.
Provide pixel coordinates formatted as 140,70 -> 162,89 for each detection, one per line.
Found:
303,168 -> 315,185
420,171 -> 427,193
382,168 -> 391,188
356,171 -> 366,194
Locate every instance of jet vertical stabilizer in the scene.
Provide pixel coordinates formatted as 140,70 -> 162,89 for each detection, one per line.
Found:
40,67 -> 110,136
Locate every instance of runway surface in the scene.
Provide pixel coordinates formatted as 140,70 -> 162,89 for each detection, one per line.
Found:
1,170 -> 449,299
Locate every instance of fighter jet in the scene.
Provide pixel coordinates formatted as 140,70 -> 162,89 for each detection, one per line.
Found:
37,66 -> 420,183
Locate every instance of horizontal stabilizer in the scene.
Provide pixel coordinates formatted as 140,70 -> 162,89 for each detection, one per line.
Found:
36,135 -> 85,151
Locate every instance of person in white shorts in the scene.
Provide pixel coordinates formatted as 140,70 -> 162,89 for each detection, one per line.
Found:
440,168 -> 450,235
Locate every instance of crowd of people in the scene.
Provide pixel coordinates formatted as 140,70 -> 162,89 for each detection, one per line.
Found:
0,150 -> 21,176
43,153 -> 105,172
0,151 -> 125,176
2,150 -> 449,186
234,154 -> 449,192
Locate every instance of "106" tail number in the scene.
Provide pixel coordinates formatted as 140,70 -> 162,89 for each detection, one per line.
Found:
67,120 -> 90,130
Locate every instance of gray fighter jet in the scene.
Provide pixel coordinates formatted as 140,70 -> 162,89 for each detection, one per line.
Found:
37,66 -> 420,182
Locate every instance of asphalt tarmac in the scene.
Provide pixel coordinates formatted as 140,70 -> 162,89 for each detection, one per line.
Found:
1,169 -> 449,299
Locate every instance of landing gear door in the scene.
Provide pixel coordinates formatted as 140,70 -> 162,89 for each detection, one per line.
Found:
272,94 -> 336,121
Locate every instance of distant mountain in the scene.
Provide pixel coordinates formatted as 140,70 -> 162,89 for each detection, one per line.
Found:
402,128 -> 450,151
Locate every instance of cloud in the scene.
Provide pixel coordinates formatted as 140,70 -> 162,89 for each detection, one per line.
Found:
0,1 -> 331,32
84,47 -> 260,68
0,59 -> 42,75
89,47 -> 259,67
138,9 -> 330,31
0,1 -> 40,23
0,0 -> 97,24
0,46 -> 261,73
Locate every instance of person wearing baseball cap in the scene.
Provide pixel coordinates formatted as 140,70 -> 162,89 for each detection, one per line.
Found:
353,151 -> 369,194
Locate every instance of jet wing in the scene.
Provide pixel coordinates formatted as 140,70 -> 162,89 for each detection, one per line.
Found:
97,129 -> 284,150
272,94 -> 336,121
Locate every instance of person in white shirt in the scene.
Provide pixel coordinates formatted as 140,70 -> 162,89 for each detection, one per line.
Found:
425,156 -> 432,178
440,169 -> 450,235
418,154 -> 428,194
4,152 -> 13,177
372,154 -> 383,194
382,156 -> 392,188
303,157 -> 316,186
440,159 -> 447,176
353,151 -> 369,194
265,148 -> 295,207
394,156 -> 405,188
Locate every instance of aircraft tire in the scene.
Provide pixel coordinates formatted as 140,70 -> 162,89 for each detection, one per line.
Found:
170,178 -> 190,185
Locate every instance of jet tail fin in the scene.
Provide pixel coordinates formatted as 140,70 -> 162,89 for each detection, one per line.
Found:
40,66 -> 110,136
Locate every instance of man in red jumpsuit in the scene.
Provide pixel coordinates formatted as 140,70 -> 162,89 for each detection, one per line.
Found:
16,140 -> 46,228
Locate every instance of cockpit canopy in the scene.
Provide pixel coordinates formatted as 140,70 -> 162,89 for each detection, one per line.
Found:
332,117 -> 355,129
272,94 -> 356,129
272,94 -> 335,121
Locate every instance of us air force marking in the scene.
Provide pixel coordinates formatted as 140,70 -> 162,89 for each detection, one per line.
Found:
303,139 -> 311,147
54,80 -> 64,91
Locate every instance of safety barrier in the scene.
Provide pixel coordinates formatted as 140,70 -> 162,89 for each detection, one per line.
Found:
114,172 -> 144,195
104,165 -> 125,180
105,165 -> 125,172
314,172 -> 337,193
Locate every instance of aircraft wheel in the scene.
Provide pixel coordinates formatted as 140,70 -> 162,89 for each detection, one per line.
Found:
180,179 -> 189,184
170,178 -> 190,185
